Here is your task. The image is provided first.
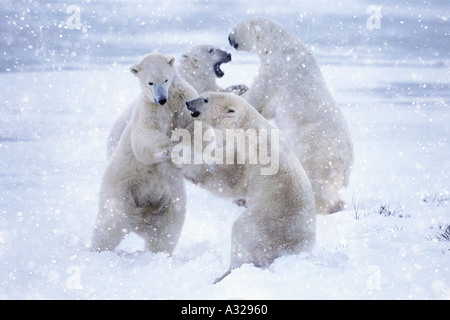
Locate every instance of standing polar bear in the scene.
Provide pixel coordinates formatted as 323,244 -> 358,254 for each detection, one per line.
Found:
186,92 -> 316,282
106,45 -> 248,160
91,53 -> 197,253
229,17 -> 354,214
178,44 -> 248,95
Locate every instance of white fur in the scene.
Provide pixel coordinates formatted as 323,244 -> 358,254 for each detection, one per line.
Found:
229,17 -> 354,214
106,52 -> 198,160
186,92 -> 316,281
92,53 -> 197,253
178,44 -> 248,95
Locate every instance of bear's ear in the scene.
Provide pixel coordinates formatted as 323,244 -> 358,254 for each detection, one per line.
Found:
130,64 -> 140,75
166,56 -> 175,66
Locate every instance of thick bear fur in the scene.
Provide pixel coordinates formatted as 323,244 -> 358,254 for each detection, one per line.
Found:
178,44 -> 248,95
229,17 -> 354,214
186,92 -> 316,281
92,53 -> 197,253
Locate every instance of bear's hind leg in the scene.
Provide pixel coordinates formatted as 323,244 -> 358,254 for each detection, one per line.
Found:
139,197 -> 186,255
91,202 -> 129,252
91,222 -> 127,252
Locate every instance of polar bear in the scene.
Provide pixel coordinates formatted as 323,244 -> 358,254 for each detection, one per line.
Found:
106,45 -> 246,160
186,92 -> 316,282
106,50 -> 199,160
178,44 -> 248,95
229,17 -> 354,214
91,53 -> 197,253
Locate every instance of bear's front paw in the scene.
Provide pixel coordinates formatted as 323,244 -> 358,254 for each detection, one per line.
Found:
225,84 -> 249,96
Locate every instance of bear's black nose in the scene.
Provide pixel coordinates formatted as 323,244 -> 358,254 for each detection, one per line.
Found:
186,101 -> 200,117
158,98 -> 167,105
228,35 -> 238,49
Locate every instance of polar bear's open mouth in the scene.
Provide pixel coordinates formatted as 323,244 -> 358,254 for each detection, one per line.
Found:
214,62 -> 226,78
213,51 -> 232,78
191,111 -> 200,118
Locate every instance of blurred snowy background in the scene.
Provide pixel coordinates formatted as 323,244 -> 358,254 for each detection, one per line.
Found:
0,0 -> 449,299
1,0 -> 449,71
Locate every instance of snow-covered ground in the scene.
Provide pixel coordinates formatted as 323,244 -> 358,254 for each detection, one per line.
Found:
0,0 -> 449,299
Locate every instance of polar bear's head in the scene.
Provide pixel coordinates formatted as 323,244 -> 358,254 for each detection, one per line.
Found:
186,92 -> 252,130
130,53 -> 175,106
229,17 -> 287,54
180,45 -> 232,79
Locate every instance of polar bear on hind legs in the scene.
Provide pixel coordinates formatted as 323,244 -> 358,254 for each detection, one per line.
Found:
106,45 -> 248,160
186,92 -> 316,282
229,17 -> 354,214
91,53 -> 197,253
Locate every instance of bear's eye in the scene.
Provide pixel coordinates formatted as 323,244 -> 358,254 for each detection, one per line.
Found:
227,109 -> 235,114
165,79 -> 168,83
148,82 -> 154,86
208,48 -> 214,53
203,98 -> 209,103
